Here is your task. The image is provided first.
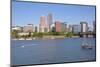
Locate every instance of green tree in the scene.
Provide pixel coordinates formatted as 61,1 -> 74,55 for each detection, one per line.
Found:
34,32 -> 43,38
65,32 -> 73,38
12,30 -> 19,38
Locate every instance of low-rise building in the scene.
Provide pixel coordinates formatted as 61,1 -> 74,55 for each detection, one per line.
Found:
23,24 -> 34,33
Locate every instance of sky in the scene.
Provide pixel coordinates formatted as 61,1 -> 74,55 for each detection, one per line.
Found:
12,1 -> 96,29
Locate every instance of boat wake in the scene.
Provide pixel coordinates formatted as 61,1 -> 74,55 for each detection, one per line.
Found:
20,44 -> 37,48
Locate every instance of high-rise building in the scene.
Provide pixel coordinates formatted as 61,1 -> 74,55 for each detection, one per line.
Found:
68,25 -> 73,32
34,26 -> 38,32
23,24 -> 34,33
50,23 -> 55,32
34,26 -> 39,33
80,22 -> 88,33
72,24 -> 81,33
39,15 -> 47,32
61,22 -> 67,32
55,21 -> 61,32
47,13 -> 53,32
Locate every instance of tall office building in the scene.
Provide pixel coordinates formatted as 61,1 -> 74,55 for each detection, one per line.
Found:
68,25 -> 73,32
47,13 -> 53,32
61,22 -> 67,32
80,22 -> 88,33
72,24 -> 81,33
39,15 -> 47,32
50,23 -> 55,32
55,21 -> 61,32
23,24 -> 34,33
34,26 -> 38,32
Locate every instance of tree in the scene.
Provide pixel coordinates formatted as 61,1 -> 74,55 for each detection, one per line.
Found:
38,33 -> 43,38
65,32 -> 73,38
12,30 -> 19,38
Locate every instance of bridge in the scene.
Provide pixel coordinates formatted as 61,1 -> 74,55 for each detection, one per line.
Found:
79,32 -> 96,38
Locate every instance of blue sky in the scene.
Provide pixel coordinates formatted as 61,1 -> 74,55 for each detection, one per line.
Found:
12,1 -> 95,29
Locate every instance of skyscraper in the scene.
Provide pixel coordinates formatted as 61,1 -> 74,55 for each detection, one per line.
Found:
47,13 -> 53,32
39,15 -> 47,32
80,22 -> 88,33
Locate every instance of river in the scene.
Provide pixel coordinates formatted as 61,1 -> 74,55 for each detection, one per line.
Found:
11,38 -> 96,66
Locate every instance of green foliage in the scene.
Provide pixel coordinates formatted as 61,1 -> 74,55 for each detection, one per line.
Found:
12,30 -> 19,38
47,32 -> 65,35
65,32 -> 73,38
33,32 -> 43,38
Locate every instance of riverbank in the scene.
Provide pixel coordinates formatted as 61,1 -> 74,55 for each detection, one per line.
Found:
11,35 -> 95,40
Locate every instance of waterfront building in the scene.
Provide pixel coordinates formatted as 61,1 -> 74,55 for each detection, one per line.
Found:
34,26 -> 38,32
34,26 -> 39,33
39,15 -> 47,32
50,23 -> 55,32
23,24 -> 34,33
68,25 -> 73,32
61,22 -> 67,32
12,26 -> 23,32
55,21 -> 61,32
80,22 -> 88,33
72,24 -> 81,33
47,13 -> 53,32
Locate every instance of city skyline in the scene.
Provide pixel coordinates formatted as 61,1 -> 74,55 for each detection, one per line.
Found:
12,1 -> 96,29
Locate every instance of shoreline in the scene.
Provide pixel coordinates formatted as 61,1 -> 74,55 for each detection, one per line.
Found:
11,36 -> 95,40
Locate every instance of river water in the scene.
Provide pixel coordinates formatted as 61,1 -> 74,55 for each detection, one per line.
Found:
11,38 -> 96,66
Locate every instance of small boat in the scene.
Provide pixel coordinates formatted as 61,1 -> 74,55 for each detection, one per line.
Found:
81,43 -> 93,49
81,35 -> 93,50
